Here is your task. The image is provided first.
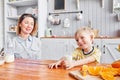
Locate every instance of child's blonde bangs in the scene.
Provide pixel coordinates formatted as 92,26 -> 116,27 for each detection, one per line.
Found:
75,27 -> 95,38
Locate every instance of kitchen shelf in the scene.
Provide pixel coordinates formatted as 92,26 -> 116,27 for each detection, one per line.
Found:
7,31 -> 16,33
113,0 -> 120,13
7,0 -> 37,6
7,16 -> 19,20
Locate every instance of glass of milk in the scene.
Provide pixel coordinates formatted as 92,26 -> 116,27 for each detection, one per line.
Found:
4,38 -> 14,63
64,55 -> 72,62
0,56 -> 5,65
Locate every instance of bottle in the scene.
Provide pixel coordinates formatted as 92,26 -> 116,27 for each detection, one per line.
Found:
88,20 -> 92,28
45,28 -> 52,37
4,38 -> 14,63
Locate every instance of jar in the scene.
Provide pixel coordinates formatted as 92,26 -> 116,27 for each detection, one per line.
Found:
45,28 -> 52,37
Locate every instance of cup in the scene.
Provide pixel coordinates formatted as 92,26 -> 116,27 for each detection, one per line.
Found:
76,13 -> 82,20
64,55 -> 72,62
4,38 -> 14,63
0,56 -> 5,65
4,53 -> 14,63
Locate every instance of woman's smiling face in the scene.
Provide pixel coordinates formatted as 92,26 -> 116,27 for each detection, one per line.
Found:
20,17 -> 34,35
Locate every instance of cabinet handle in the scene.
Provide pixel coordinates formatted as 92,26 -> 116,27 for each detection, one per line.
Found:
103,45 -> 105,54
97,45 -> 99,48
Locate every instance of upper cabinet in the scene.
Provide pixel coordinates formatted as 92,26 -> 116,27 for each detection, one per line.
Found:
113,0 -> 120,13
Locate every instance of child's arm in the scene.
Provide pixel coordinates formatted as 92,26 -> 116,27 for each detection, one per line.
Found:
66,55 -> 96,69
73,55 -> 96,66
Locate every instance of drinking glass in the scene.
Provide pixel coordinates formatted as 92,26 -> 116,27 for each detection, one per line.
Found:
0,56 -> 5,65
4,38 -> 14,63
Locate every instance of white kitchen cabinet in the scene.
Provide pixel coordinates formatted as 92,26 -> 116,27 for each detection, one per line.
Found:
68,39 -> 78,54
93,39 -> 102,50
41,38 -> 69,60
41,38 -> 120,62
101,39 -> 120,64
41,38 -> 102,60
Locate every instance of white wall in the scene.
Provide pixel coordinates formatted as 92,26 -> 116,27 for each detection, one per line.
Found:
47,0 -> 120,37
0,0 -> 4,49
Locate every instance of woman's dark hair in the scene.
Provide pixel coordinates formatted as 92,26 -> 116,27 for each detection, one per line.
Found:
16,13 -> 38,36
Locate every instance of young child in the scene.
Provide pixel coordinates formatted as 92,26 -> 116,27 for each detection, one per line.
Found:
48,27 -> 101,69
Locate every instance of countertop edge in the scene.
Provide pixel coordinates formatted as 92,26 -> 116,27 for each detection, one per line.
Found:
40,37 -> 120,39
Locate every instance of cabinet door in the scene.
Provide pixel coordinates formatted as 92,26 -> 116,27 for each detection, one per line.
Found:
93,39 -> 102,50
69,39 -> 78,54
41,38 -> 69,60
101,39 -> 120,64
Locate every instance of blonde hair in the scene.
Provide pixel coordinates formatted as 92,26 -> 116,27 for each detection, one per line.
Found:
75,27 -> 95,38
16,13 -> 38,36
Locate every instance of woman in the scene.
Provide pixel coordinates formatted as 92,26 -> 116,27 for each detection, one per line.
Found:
6,13 -> 41,60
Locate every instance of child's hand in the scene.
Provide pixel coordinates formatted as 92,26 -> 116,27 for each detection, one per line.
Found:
48,60 -> 62,69
63,60 -> 75,69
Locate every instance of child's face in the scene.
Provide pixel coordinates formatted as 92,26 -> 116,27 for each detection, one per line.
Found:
75,31 -> 93,50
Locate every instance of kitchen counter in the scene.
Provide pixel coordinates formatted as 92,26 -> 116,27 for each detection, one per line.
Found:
41,36 -> 120,39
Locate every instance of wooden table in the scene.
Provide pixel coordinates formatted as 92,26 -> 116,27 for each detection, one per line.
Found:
0,59 -> 96,80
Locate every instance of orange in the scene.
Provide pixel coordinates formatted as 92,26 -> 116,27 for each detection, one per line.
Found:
102,67 -> 118,75
87,66 -> 103,76
100,71 -> 115,80
118,68 -> 120,75
111,60 -> 120,68
81,65 -> 88,76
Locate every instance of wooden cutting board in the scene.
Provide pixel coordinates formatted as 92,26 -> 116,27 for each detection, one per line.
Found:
69,70 -> 120,80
